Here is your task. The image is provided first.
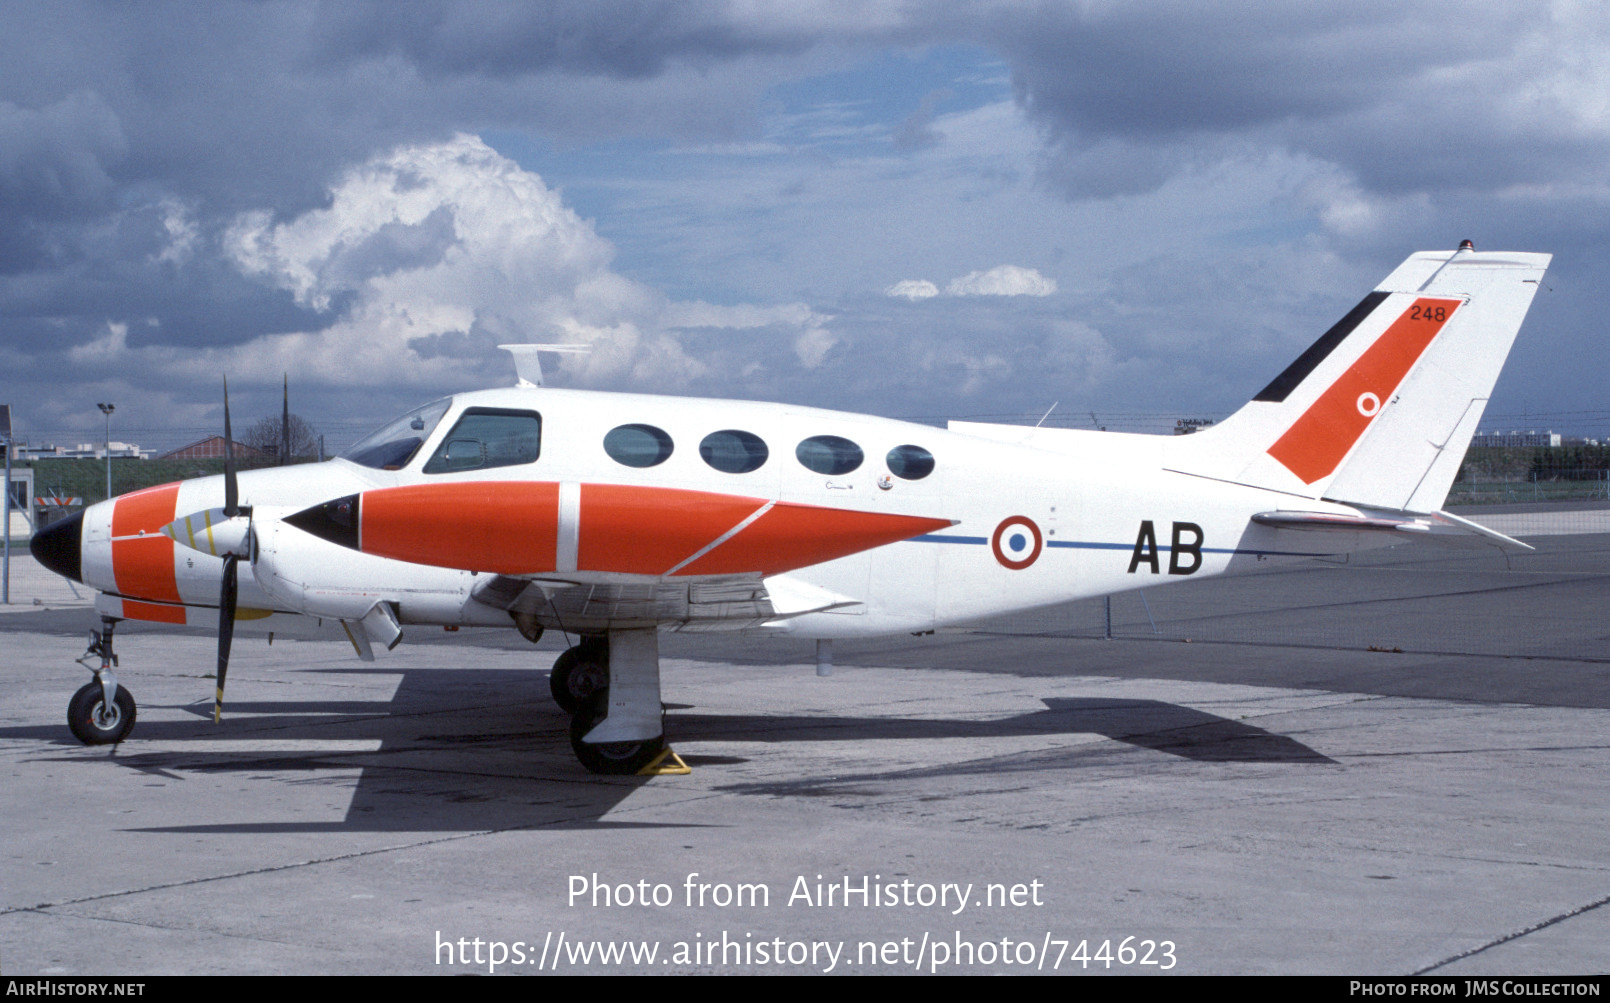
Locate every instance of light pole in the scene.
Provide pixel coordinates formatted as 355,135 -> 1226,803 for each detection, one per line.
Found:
2,426 -> 11,605
97,402 -> 114,500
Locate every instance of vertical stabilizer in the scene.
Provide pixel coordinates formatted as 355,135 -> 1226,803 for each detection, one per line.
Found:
1166,246 -> 1550,510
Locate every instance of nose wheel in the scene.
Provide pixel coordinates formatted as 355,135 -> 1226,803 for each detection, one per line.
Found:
67,618 -> 136,745
67,680 -> 136,745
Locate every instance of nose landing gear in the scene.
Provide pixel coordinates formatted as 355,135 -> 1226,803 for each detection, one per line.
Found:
67,617 -> 136,745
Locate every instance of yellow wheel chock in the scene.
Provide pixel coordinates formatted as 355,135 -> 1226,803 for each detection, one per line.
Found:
637,747 -> 691,775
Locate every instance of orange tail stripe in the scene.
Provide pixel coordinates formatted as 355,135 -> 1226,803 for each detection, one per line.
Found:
361,482 -> 561,573
675,503 -> 953,577
578,483 -> 765,575
1267,296 -> 1462,484
110,483 -> 182,602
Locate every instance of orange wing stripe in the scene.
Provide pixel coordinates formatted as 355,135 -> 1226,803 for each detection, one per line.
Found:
1267,297 -> 1461,484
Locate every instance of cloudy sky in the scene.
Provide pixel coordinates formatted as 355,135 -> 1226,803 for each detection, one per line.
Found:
3,1 -> 1606,451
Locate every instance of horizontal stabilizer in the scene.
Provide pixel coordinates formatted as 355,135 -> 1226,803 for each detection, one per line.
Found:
1251,509 -> 1531,551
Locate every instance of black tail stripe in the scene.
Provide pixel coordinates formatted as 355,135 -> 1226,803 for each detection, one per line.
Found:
1253,290 -> 1390,403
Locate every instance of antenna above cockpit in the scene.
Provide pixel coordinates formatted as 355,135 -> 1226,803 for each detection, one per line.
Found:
499,343 -> 592,387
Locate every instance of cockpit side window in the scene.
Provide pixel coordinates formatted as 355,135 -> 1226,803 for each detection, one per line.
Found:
422,407 -> 543,474
341,398 -> 452,470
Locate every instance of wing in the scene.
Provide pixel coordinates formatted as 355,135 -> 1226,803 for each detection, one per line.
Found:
470,572 -> 862,633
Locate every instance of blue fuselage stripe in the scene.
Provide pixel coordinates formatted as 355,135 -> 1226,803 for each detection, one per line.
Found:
911,534 -> 1330,559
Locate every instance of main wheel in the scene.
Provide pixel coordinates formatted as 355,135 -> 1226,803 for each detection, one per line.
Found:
568,694 -> 664,775
549,644 -> 608,713
67,681 -> 137,745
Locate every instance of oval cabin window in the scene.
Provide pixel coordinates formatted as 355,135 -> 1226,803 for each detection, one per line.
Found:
795,434 -> 864,475
885,443 -> 935,480
699,429 -> 769,474
604,423 -> 674,468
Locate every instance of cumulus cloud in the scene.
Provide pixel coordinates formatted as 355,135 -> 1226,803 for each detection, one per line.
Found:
67,134 -> 830,399
885,279 -> 939,300
153,199 -> 199,266
946,264 -> 1056,297
888,265 -> 1055,300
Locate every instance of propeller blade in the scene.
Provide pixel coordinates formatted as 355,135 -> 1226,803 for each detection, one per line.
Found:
222,377 -> 239,518
281,373 -> 290,466
215,553 -> 237,723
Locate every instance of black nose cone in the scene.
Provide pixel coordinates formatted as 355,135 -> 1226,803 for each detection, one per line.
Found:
285,493 -> 361,551
31,510 -> 84,583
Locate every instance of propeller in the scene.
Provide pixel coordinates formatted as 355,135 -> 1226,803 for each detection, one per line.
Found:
156,377 -> 256,723
216,377 -> 240,724
280,373 -> 290,466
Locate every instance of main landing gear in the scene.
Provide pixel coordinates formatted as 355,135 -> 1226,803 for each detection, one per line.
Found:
548,635 -> 608,714
549,628 -> 668,775
67,617 -> 136,746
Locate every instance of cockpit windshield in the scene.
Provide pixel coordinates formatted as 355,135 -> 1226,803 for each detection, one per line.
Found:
340,398 -> 452,470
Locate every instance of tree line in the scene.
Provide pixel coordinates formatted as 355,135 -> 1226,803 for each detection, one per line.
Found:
1458,445 -> 1610,483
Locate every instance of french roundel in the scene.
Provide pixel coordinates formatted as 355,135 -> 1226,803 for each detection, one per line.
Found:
991,516 -> 1042,570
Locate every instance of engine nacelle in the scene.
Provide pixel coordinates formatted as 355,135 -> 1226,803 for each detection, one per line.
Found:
250,516 -> 504,626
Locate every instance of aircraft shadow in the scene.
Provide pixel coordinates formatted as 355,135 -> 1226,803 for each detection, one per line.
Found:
672,697 -> 1332,764
8,669 -> 1330,834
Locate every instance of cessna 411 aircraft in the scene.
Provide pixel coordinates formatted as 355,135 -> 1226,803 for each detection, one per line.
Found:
31,244 -> 1550,773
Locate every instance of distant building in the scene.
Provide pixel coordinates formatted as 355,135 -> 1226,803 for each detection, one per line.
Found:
6,467 -> 34,538
1470,430 -> 1562,448
15,441 -> 151,460
157,436 -> 267,461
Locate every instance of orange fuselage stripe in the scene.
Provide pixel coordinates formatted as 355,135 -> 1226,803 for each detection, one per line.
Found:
1267,297 -> 1461,484
675,502 -> 953,577
360,481 -> 561,574
578,483 -> 765,575
110,483 -> 182,603
121,599 -> 190,624
353,481 -> 950,577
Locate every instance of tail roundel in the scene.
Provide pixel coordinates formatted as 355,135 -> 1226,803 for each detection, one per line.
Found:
1168,245 -> 1551,512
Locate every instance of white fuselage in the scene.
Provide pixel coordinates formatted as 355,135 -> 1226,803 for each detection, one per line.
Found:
76,385 -> 1373,641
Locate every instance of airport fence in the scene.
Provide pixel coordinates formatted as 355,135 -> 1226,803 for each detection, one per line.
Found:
1445,468 -> 1610,505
